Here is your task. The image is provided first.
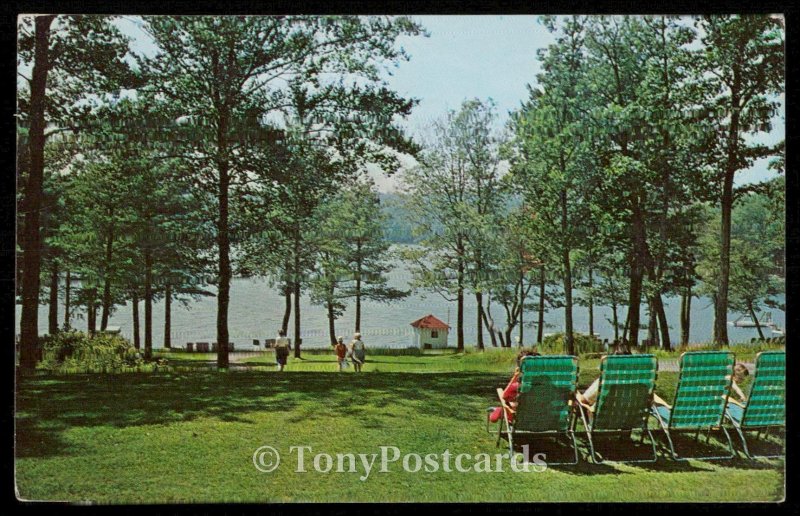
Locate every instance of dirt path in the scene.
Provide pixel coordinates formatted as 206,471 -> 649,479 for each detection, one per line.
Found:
657,358 -> 754,373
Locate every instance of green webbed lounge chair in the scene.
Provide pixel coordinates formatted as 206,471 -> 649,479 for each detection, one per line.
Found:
496,355 -> 580,465
651,351 -> 736,461
725,351 -> 785,459
576,354 -> 658,464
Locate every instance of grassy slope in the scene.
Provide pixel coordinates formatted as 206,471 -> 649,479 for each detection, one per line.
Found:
16,352 -> 784,503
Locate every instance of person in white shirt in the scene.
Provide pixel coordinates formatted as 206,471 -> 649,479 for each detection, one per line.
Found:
274,329 -> 291,372
349,332 -> 366,373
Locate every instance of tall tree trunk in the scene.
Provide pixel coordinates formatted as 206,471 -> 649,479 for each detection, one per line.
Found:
63,270 -> 71,330
327,278 -> 336,346
215,96 -> 231,368
48,260 -> 58,335
622,309 -> 630,343
293,276 -> 301,359
611,301 -> 619,343
715,91 -> 740,348
627,204 -> 646,347
144,250 -> 153,359
475,292 -> 484,350
680,284 -> 691,346
132,291 -> 140,350
647,299 -> 659,349
327,300 -> 336,346
292,225 -> 302,358
587,266 -> 594,337
355,254 -> 362,333
87,287 -> 97,336
456,237 -> 465,351
481,299 -> 498,347
748,301 -> 765,341
560,190 -> 574,355
163,282 -> 171,349
537,267 -> 545,344
654,293 -> 671,351
100,219 -> 114,331
281,283 -> 292,335
19,15 -> 55,370
518,271 -> 524,346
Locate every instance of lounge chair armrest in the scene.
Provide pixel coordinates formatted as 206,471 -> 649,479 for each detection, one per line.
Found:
652,393 -> 672,409
496,388 -> 515,413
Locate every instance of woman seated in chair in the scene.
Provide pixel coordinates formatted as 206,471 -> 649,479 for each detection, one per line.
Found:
652,362 -> 750,408
488,349 -> 540,423
575,341 -> 631,407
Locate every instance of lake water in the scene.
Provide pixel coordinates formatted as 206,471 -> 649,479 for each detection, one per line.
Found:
16,252 -> 785,349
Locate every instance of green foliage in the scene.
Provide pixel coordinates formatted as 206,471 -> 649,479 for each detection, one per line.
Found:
357,347 -> 423,357
698,178 -> 785,319
380,193 -> 420,244
539,332 -> 604,355
38,330 -> 159,373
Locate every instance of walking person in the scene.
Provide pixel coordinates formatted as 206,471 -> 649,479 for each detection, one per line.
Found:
349,332 -> 366,372
274,329 -> 291,372
335,336 -> 348,372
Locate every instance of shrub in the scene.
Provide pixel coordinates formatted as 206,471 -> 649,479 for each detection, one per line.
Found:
539,333 -> 605,355
365,347 -> 423,357
294,346 -> 424,356
39,331 -> 155,373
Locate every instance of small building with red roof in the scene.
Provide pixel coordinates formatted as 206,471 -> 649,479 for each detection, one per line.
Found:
409,314 -> 450,349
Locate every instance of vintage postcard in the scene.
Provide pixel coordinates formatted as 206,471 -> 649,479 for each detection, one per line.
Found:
15,13 -> 785,503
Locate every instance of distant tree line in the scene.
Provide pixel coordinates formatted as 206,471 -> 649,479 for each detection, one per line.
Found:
17,15 -> 423,369
400,15 -> 784,353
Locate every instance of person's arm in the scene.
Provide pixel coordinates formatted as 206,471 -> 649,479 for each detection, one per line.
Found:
507,368 -> 520,387
730,380 -> 747,404
502,369 -> 520,394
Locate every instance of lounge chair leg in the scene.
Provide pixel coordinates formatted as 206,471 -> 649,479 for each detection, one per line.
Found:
720,425 -> 736,460
645,428 -> 658,463
664,430 -> 681,461
732,422 -> 752,459
578,404 -> 601,463
495,414 -> 503,447
569,431 -> 580,465
586,431 -> 601,464
652,410 -> 681,461
507,425 -> 514,459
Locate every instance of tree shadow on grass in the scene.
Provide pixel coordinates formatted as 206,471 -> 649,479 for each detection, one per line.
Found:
15,371 -> 500,459
501,431 -> 767,475
16,370 -> 784,481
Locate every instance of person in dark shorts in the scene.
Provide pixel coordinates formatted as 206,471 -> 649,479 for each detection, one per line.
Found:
274,329 -> 291,372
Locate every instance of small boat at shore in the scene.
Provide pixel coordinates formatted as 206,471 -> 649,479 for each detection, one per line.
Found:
729,312 -> 774,328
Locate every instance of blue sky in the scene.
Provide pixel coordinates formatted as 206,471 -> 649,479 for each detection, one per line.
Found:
383,15 -> 552,136
116,15 -> 784,192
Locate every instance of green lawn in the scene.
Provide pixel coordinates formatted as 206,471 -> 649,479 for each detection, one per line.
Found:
16,352 -> 784,503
